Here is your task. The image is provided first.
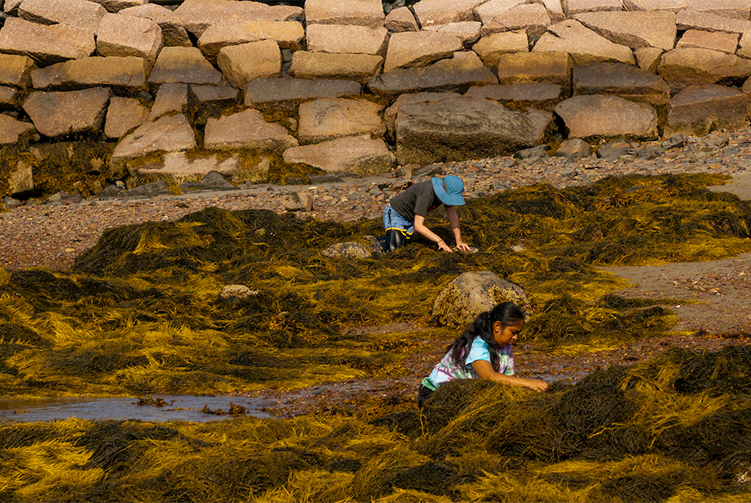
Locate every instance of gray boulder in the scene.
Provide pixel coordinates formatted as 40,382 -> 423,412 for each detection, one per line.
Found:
395,96 -> 552,165
19,0 -> 107,35
203,108 -> 298,151
244,78 -> 362,109
148,47 -> 223,86
30,56 -> 148,91
573,62 -> 671,107
0,114 -> 36,145
657,48 -> 751,92
665,84 -> 751,137
103,96 -> 150,139
553,138 -> 593,159
554,95 -> 659,140
298,98 -> 385,144
112,113 -> 196,163
464,83 -> 563,111
0,18 -> 96,65
283,135 -> 395,175
0,54 -> 36,87
23,87 -> 110,138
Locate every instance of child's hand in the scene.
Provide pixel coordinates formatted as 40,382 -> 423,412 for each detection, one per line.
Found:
455,241 -> 472,252
527,379 -> 549,392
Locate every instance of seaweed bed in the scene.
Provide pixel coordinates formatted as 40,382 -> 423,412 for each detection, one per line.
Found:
1,173 -> 751,502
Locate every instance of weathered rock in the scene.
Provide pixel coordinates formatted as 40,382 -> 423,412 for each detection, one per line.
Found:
0,114 -> 35,145
30,56 -> 148,91
181,171 -> 236,192
384,31 -> 463,73
283,135 -> 395,174
565,0 -> 623,14
395,96 -> 553,165
7,157 -> 34,193
289,51 -> 383,84
217,40 -> 281,89
541,0 -> 565,21
432,270 -> 532,328
553,137 -> 593,159
148,83 -> 189,121
3,0 -> 23,15
304,0 -> 384,28
473,0 -> 528,24
198,20 -> 304,63
573,62 -> 671,107
18,0 -> 107,35
0,54 -> 35,88
412,0 -> 488,27
635,47 -> 664,73
532,19 -> 636,65
204,108 -> 298,151
298,98 -> 385,144
472,30 -> 529,68
384,91 -> 462,138
423,21 -> 482,45
0,86 -> 18,108
479,3 -> 551,38
322,240 -> 381,259
554,94 -> 659,140
687,0 -> 751,19
495,51 -> 573,90
622,0 -> 686,11
119,4 -> 192,47
0,18 -> 96,65
96,13 -> 163,63
385,6 -> 419,32
464,83 -> 563,110
135,152 -> 249,180
116,180 -> 172,198
665,84 -> 750,136
657,48 -> 751,92
23,87 -> 110,138
244,78 -> 362,109
369,51 -> 498,96
103,96 -> 150,139
219,284 -> 260,303
88,0 -> 148,13
676,29 -> 739,54
596,138 -> 633,161
148,47 -> 223,86
738,30 -> 751,59
112,114 -> 196,164
173,0 -> 303,38
306,24 -> 388,55
573,10 -> 676,51
514,144 -> 550,162
676,9 -> 751,33
190,83 -> 239,104
285,191 -> 315,212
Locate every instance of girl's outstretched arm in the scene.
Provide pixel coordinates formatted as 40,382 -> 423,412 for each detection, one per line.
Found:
471,360 -> 549,392
445,206 -> 472,252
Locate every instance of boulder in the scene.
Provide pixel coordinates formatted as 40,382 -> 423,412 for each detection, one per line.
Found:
244,78 -> 362,109
0,86 -> 18,108
412,0 -> 488,27
111,113 -> 196,163
423,21 -> 482,45
30,56 -> 148,91
384,91 -> 462,138
472,30 -> 530,68
0,18 -> 96,66
119,4 -> 192,47
95,13 -> 163,63
473,0 -> 528,24
7,157 -> 34,194
479,3 -> 552,38
304,0 -> 384,28
657,48 -> 751,92
148,83 -> 189,121
385,7 -> 419,32
0,114 -> 35,145
173,0 -> 303,38
197,20 -> 304,63
395,96 -> 553,165
541,0 -> 565,21
181,171 -> 237,192
22,87 -> 110,138
554,94 -> 659,140
573,10 -> 677,51
322,240 -> 382,259
203,108 -> 298,151
283,135 -> 395,175
298,98 -> 385,144
664,84 -> 750,137
0,54 -> 35,88
495,51 -> 573,89
686,0 -> 751,19
384,31 -> 464,73
306,24 -> 388,56
135,152 -> 246,180
676,9 -> 751,33
88,0 -> 148,13
103,96 -> 150,139
464,83 -> 563,110
740,31 -> 751,59
553,138 -> 593,159
432,270 -> 532,328
369,51 -> 498,96
190,84 -> 239,105
148,47 -> 224,86
622,0 -> 686,11
676,29 -> 739,54
219,285 -> 260,303
217,40 -> 281,89
288,52 -> 384,85
573,62 -> 671,107
635,47 -> 664,73
18,0 -> 107,35
565,0 -> 623,15
533,19 -> 635,65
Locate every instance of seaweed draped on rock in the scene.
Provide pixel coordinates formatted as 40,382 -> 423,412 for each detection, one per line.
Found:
432,270 -> 532,328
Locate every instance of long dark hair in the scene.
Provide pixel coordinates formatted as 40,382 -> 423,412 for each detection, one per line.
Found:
448,302 -> 525,371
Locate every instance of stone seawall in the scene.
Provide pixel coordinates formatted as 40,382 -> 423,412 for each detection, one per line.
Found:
2,0 -> 751,204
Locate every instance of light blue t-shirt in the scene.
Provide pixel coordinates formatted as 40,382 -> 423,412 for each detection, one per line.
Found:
422,336 -> 514,391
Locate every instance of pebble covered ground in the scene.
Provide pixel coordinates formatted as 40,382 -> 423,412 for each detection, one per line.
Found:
2,129 -> 751,272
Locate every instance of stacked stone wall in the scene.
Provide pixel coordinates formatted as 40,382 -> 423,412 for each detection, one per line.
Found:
2,0 -> 751,202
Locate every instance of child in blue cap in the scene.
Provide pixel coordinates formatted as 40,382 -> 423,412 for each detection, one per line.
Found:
380,175 -> 472,253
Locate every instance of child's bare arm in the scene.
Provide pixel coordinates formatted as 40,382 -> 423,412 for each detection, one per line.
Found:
472,360 -> 549,392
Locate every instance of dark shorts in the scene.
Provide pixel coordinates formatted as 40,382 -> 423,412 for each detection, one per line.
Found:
417,384 -> 434,408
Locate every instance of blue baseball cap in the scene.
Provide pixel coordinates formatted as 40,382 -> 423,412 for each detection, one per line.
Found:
432,175 -> 465,206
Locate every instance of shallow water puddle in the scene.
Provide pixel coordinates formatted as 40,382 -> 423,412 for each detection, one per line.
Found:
0,395 -> 276,423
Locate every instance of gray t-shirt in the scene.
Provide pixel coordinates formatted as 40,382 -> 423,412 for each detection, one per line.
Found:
390,181 -> 448,221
